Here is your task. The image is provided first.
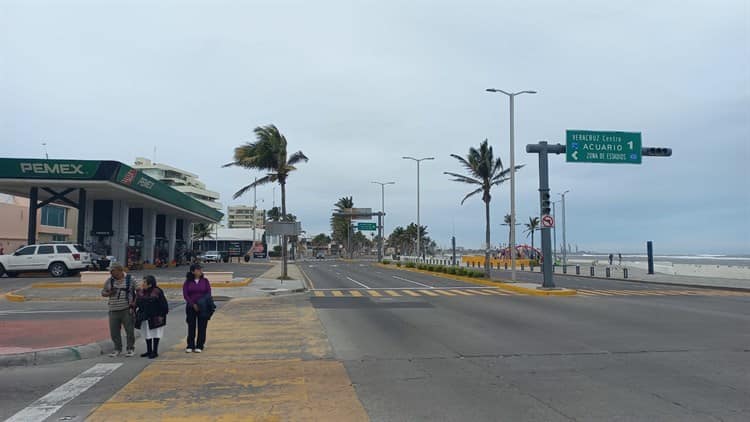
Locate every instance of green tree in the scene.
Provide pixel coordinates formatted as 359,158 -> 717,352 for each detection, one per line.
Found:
223,124 -> 308,278
192,223 -> 211,244
312,233 -> 332,247
267,207 -> 296,222
524,216 -> 540,259
330,196 -> 354,255
445,139 -> 522,276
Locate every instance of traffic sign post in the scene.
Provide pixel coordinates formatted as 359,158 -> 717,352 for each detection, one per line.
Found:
357,222 -> 377,231
566,130 -> 642,164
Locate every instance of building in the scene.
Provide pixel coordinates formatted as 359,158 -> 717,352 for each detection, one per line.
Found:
133,157 -> 222,211
227,205 -> 265,229
0,158 -> 223,266
0,194 -> 79,253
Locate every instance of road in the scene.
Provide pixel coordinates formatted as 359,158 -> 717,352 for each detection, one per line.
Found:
301,260 -> 750,421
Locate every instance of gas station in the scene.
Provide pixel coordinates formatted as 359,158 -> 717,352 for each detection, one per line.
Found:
0,158 -> 223,268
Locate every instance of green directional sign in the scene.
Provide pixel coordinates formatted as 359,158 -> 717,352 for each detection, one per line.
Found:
357,222 -> 377,231
566,130 -> 642,164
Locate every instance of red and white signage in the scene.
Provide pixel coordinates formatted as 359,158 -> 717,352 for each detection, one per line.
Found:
541,214 -> 554,228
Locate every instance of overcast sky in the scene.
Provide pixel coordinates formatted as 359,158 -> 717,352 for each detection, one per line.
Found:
1,0 -> 748,254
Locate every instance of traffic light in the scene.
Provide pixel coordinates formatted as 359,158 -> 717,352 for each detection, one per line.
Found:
642,147 -> 672,156
541,191 -> 551,215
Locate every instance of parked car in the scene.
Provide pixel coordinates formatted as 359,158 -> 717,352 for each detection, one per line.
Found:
316,252 -> 325,260
202,250 -> 221,263
0,244 -> 93,277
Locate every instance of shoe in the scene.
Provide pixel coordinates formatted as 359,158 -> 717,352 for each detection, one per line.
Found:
148,352 -> 158,359
193,348 -> 202,353
185,348 -> 193,353
108,351 -> 121,358
125,350 -> 135,357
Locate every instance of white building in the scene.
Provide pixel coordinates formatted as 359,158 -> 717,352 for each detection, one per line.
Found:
133,157 -> 222,211
227,205 -> 265,229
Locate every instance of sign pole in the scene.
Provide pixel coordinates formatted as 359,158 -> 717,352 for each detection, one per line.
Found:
536,143 -> 556,288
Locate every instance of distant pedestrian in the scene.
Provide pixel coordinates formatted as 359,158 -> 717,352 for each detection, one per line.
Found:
618,253 -> 622,265
135,275 -> 169,359
0,246 -> 4,255
608,253 -> 613,265
183,264 -> 215,353
101,264 -> 137,357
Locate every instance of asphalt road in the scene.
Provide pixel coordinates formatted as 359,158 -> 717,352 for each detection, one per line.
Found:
301,260 -> 750,421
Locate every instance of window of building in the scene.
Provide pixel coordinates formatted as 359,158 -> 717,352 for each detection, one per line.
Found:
38,245 -> 54,254
41,205 -> 67,227
52,235 -> 68,242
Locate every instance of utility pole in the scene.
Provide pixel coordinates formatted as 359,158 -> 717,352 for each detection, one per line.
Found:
559,190 -> 570,269
402,157 -> 433,260
372,181 -> 395,262
253,177 -> 257,243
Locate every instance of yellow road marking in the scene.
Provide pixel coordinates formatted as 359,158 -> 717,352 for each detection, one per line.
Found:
470,290 -> 493,295
349,290 -> 363,297
579,290 -> 612,296
332,290 -> 344,297
402,290 -> 421,297
434,290 -> 457,296
384,290 -> 401,297
449,289 -> 475,296
483,289 -> 510,295
418,290 -> 440,296
367,290 -> 382,297
313,291 -> 325,297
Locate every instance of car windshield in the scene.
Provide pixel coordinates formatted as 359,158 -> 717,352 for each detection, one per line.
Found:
73,244 -> 88,252
206,251 -> 219,254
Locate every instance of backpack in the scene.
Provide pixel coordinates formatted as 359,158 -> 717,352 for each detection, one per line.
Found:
110,274 -> 135,305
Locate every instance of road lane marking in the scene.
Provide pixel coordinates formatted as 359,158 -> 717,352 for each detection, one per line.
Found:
346,277 -> 371,289
332,290 -> 344,297
449,289 -> 475,296
5,363 -> 122,422
367,290 -> 382,297
470,290 -> 493,296
402,290 -> 421,297
313,291 -> 325,297
392,275 -> 434,289
482,289 -> 510,295
434,290 -> 457,296
418,290 -> 440,296
384,290 -> 401,297
350,291 -> 364,297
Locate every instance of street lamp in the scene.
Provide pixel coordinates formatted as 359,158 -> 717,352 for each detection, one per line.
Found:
372,181 -> 395,261
486,88 -> 537,281
402,156 -> 434,260
558,190 -> 570,268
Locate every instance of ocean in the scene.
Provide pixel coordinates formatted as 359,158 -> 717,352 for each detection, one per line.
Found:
575,253 -> 750,267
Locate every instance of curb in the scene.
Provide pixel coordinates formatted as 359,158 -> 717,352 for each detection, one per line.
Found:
0,338 -> 119,368
375,264 -> 577,296
4,291 -> 26,302
30,278 -> 254,289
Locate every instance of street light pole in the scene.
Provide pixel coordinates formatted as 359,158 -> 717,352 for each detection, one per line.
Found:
559,190 -> 570,268
486,88 -> 536,281
372,181 -> 395,262
402,157 -> 434,260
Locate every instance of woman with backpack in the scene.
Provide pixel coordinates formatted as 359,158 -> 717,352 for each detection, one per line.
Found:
135,275 -> 169,359
183,263 -> 215,353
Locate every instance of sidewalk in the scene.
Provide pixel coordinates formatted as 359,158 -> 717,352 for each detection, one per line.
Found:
87,295 -> 367,421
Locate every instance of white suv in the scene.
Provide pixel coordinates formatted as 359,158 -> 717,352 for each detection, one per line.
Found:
0,244 -> 93,278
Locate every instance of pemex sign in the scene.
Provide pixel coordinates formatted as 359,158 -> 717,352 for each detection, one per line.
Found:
566,130 -> 642,164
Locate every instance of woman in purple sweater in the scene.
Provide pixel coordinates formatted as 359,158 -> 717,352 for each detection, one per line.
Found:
183,263 -> 212,353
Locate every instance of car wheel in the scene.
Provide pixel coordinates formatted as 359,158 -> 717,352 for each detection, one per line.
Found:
0,265 -> 5,277
49,262 -> 68,277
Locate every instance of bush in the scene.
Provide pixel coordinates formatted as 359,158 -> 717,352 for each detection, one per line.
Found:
456,268 -> 467,276
382,259 -> 391,265
447,267 -> 456,275
396,261 -> 402,267
405,262 -> 415,268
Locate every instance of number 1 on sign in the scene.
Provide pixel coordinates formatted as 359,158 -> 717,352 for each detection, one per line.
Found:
627,141 -> 634,150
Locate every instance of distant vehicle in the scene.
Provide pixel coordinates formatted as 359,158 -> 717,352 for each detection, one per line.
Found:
0,244 -> 92,278
316,252 -> 325,260
202,250 -> 221,263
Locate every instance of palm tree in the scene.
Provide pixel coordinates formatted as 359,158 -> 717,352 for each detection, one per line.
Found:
223,124 -> 308,278
192,223 -> 211,243
524,217 -> 540,260
445,139 -> 522,276
331,196 -> 354,256
501,213 -> 512,257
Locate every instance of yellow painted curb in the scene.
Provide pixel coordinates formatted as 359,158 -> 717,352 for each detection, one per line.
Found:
4,292 -> 26,302
376,263 -> 577,296
30,278 -> 253,289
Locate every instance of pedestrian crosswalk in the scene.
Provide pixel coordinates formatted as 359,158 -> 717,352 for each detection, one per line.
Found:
310,288 -> 514,298
575,289 -> 750,297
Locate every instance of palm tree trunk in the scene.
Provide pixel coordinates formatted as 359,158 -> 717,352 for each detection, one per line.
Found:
281,181 -> 288,278
484,198 -> 491,277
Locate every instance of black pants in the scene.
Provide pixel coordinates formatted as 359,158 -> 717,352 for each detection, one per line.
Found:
186,306 -> 209,349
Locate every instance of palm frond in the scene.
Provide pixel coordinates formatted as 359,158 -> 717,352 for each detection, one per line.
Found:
443,172 -> 481,185
460,187 -> 484,205
232,174 -> 274,199
287,150 -> 309,166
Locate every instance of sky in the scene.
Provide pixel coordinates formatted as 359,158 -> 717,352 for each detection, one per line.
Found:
1,0 -> 748,255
